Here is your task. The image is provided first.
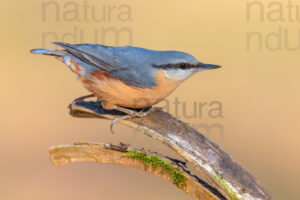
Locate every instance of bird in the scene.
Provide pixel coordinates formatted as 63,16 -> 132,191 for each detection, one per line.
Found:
30,42 -> 221,132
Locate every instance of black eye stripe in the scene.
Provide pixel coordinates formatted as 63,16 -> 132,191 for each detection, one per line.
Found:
152,63 -> 202,69
179,63 -> 187,69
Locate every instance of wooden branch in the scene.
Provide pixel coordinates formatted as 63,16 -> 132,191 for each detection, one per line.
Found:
52,99 -> 271,200
50,143 -> 223,200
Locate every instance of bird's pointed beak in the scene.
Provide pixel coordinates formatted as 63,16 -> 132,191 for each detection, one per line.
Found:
200,63 -> 221,70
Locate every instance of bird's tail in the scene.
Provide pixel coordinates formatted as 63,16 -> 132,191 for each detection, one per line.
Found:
30,48 -> 66,57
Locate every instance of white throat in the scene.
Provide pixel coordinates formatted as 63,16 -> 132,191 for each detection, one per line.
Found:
163,69 -> 194,81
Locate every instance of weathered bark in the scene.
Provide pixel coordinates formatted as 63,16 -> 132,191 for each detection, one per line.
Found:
50,99 -> 271,200
50,143 -> 223,200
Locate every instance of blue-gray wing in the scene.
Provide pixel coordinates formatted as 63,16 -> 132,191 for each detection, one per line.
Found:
53,42 -> 123,72
53,42 -> 157,88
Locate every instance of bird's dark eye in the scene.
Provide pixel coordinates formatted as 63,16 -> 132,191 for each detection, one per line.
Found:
179,63 -> 188,69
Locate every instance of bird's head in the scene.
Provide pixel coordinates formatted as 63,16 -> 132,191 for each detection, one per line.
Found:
152,51 -> 221,81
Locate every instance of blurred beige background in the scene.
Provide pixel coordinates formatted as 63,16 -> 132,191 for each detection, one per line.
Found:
0,0 -> 299,199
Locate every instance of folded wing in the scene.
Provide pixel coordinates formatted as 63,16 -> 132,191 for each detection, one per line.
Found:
53,42 -> 126,72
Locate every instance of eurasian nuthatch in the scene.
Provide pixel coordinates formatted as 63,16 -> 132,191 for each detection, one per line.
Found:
31,42 -> 221,130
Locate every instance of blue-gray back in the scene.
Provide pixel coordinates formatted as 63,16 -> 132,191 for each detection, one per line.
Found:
52,43 -> 200,88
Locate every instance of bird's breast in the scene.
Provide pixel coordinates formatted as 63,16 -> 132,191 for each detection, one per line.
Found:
82,69 -> 182,108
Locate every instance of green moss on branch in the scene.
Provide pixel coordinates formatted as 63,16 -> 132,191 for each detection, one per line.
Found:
124,150 -> 186,188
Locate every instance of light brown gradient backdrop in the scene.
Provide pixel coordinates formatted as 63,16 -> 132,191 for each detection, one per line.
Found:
0,0 -> 299,200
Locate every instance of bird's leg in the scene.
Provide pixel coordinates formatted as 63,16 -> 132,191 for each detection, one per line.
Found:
73,94 -> 95,103
102,101 -> 162,133
101,100 -> 155,117
108,106 -> 142,134
109,106 -> 160,134
113,106 -> 155,118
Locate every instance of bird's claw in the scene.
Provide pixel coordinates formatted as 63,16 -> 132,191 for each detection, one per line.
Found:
130,106 -> 159,117
110,115 -> 133,134
109,107 -> 160,134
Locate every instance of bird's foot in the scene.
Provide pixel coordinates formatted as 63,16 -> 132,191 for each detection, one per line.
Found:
113,106 -> 159,118
109,106 -> 161,134
110,115 -> 133,134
